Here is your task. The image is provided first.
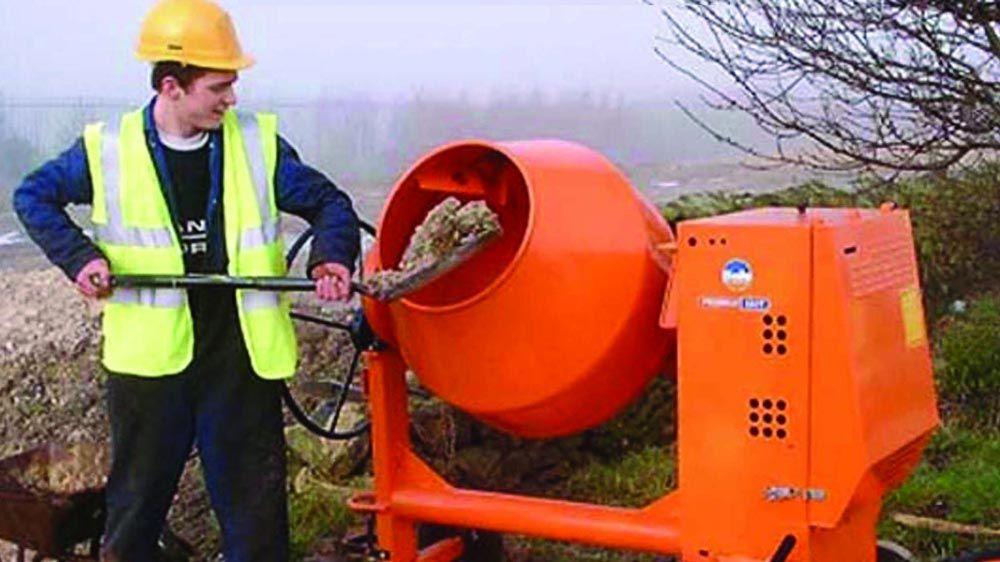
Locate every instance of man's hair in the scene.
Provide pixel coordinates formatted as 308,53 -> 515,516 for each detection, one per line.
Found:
151,62 -> 209,92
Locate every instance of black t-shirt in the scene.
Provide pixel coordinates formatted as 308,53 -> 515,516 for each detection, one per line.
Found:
163,142 -> 243,364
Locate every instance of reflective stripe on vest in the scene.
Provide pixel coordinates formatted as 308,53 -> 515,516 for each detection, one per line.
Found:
242,291 -> 280,311
236,112 -> 279,250
230,112 -> 287,320
111,287 -> 186,308
96,118 -> 175,249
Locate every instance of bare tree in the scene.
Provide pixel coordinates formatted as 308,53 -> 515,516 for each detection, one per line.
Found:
655,1 -> 1000,172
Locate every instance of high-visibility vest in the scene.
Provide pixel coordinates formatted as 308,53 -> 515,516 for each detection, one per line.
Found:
83,108 -> 297,378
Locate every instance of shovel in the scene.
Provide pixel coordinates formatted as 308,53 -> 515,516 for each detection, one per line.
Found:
104,228 -> 501,302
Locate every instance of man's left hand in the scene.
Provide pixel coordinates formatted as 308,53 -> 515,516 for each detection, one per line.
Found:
310,262 -> 352,302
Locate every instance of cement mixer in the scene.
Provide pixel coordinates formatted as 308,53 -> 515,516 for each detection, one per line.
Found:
346,140 -> 939,562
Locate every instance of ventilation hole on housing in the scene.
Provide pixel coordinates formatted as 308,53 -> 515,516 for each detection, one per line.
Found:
721,238 -> 727,245
777,400 -> 787,411
763,329 -> 774,339
709,238 -> 716,245
688,237 -> 698,247
763,427 -> 773,438
763,343 -> 774,354
763,413 -> 773,424
777,330 -> 787,341
777,345 -> 788,355
763,399 -> 773,410
749,427 -> 760,437
750,398 -> 760,408
777,414 -> 787,425
750,412 -> 760,423
763,314 -> 774,325
777,315 -> 787,326
777,429 -> 787,439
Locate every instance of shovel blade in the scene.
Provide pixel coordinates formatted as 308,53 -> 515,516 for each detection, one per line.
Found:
362,228 -> 501,301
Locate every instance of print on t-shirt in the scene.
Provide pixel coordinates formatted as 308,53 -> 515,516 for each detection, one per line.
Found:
180,219 -> 208,256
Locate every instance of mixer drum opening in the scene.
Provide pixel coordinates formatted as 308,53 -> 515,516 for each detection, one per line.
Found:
377,144 -> 531,309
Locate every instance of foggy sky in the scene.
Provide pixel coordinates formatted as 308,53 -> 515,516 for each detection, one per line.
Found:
0,0 -> 699,102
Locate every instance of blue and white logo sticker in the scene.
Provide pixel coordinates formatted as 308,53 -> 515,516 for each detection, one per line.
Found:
722,258 -> 754,292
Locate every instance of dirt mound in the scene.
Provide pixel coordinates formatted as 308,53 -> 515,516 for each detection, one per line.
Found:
0,269 -> 101,367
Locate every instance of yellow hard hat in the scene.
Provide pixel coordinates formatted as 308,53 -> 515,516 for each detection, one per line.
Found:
135,0 -> 254,70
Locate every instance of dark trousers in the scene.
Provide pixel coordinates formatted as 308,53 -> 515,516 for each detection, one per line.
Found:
101,344 -> 288,562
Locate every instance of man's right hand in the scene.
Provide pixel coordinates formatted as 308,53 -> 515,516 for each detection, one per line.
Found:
75,258 -> 112,299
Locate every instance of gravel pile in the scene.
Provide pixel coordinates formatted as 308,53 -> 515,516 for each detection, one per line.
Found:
0,269 -> 106,457
0,268 -> 101,367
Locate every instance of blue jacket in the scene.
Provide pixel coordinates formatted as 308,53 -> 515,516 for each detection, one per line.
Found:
13,99 -> 360,279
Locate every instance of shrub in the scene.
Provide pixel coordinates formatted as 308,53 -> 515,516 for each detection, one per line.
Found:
935,296 -> 1000,429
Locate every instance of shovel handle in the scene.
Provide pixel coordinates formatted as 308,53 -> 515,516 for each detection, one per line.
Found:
107,274 -> 372,296
97,228 -> 501,302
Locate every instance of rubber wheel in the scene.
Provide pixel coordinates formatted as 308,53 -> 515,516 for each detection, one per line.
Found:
877,540 -> 919,562
946,546 -> 1000,562
418,524 -> 504,562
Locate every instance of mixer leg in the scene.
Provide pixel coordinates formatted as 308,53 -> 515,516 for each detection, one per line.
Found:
419,525 -> 502,562
366,350 -> 421,561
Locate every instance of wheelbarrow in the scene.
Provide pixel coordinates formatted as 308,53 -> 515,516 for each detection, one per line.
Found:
0,443 -> 193,562
0,442 -> 106,562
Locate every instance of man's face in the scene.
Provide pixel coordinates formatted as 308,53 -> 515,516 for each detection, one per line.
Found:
171,71 -> 238,131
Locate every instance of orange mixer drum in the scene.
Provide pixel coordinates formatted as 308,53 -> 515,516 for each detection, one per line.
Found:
363,140 -> 675,437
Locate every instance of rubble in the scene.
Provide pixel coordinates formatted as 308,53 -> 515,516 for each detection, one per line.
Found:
365,197 -> 501,294
0,269 -> 101,366
2,442 -> 110,495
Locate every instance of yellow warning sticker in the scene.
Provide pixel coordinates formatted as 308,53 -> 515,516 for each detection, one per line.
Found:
900,286 -> 928,348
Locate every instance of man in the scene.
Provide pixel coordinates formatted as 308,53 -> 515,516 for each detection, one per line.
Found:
12,0 -> 360,560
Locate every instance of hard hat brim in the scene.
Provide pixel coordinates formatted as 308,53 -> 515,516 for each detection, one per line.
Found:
135,49 -> 255,71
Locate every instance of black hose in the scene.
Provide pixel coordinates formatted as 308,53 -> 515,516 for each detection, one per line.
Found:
290,310 -> 352,331
281,219 -> 376,440
280,344 -> 370,440
285,226 -> 315,269
327,348 -> 363,433
284,219 -> 376,269
282,384 -> 370,440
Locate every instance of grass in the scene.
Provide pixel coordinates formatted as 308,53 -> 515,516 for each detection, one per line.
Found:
879,424 -> 1000,561
506,427 -> 1000,562
288,471 -> 370,560
560,445 -> 675,507
507,446 -> 675,562
888,425 -> 1000,523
